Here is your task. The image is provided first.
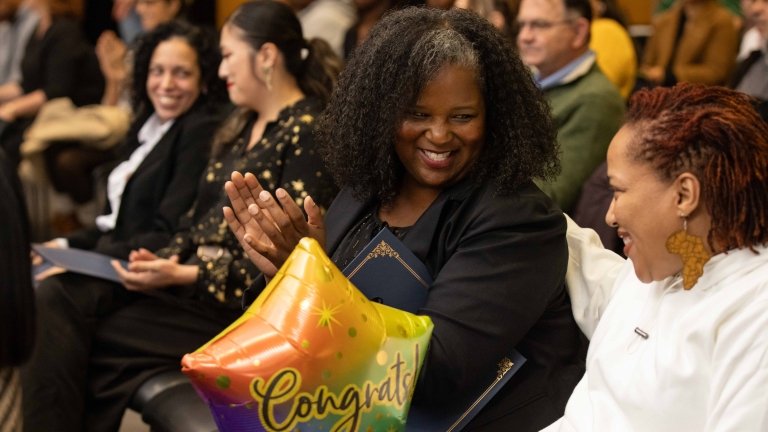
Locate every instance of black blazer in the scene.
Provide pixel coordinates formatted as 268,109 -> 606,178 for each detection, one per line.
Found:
324,179 -> 585,431
66,105 -> 223,259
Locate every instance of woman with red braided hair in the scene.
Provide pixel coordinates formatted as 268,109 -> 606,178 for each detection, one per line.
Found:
544,83 -> 768,431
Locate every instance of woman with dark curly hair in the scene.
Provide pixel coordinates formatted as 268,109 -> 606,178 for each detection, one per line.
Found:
22,20 -> 228,431
41,1 -> 193,211
225,7 -> 585,430
554,84 -> 768,430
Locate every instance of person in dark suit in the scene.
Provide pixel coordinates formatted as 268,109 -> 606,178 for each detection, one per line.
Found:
21,20 -> 227,432
225,7 -> 586,431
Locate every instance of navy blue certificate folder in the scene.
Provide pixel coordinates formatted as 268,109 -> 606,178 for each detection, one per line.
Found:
405,349 -> 526,431
33,245 -> 128,283
341,227 -> 430,313
340,228 -> 526,431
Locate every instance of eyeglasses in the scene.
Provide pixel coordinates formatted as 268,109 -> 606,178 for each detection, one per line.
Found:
515,18 -> 575,32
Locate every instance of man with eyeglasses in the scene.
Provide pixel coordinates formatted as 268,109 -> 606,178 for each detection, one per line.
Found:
516,0 -> 623,215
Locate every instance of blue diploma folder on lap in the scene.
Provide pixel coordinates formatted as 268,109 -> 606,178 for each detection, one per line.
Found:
33,245 -> 128,283
341,227 -> 430,313
405,349 -> 526,431
340,228 -> 526,431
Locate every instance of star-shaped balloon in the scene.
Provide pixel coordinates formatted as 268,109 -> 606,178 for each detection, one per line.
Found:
182,238 -> 433,432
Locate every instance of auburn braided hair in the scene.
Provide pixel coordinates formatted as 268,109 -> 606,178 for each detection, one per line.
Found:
626,83 -> 768,252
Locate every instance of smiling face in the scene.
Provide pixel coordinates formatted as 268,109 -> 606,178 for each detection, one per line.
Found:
146,37 -> 202,122
605,125 -> 684,283
395,63 -> 485,197
219,25 -> 262,110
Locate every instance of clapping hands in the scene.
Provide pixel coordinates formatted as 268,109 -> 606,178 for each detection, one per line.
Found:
223,171 -> 325,278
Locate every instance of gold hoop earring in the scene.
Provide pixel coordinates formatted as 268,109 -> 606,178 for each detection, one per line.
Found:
262,65 -> 273,92
665,215 -> 710,290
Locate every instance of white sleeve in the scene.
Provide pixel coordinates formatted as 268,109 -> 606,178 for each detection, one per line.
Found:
705,297 -> 768,431
564,214 -> 626,339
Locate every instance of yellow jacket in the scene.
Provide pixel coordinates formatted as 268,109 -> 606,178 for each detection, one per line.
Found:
590,18 -> 637,100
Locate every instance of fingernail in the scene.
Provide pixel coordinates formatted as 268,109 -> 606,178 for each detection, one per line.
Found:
248,203 -> 259,215
276,188 -> 286,198
259,190 -> 270,201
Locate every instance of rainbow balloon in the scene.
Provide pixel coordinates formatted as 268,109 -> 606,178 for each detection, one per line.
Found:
182,237 -> 433,432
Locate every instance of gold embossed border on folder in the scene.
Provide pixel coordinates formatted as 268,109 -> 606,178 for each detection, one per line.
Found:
346,240 -> 430,289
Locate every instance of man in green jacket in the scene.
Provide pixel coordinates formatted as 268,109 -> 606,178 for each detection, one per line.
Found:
517,0 -> 624,213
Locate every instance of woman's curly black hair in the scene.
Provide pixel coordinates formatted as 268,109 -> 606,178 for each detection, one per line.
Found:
316,6 -> 559,204
131,20 -> 228,120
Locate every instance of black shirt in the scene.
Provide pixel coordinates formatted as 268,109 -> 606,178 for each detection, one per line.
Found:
21,18 -> 104,106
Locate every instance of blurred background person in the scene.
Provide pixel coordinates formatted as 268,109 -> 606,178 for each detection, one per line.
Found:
737,0 -> 763,58
0,0 -> 38,87
27,0 -> 188,238
516,0 -> 624,214
21,20 -> 228,431
0,0 -> 103,168
547,83 -> 768,432
34,0 -> 191,236
110,0 -> 142,43
0,147 -> 34,432
588,0 -> 636,100
426,0 -> 518,40
731,0 -> 767,119
96,0 -> 185,107
638,0 -> 739,87
657,0 -> 743,30
343,0 -> 421,59
135,0 -> 183,31
281,0 -> 355,58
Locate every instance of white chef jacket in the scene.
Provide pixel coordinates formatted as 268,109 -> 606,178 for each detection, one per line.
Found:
544,216 -> 768,431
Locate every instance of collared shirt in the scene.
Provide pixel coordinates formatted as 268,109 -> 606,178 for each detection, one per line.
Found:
0,4 -> 39,84
737,27 -> 763,61
546,220 -> 768,431
96,114 -> 175,232
537,50 -> 596,91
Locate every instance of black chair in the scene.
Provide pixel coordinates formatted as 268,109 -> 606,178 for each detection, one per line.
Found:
130,370 -> 218,432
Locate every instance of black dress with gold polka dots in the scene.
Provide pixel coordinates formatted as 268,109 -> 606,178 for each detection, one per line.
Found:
156,98 -> 337,309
